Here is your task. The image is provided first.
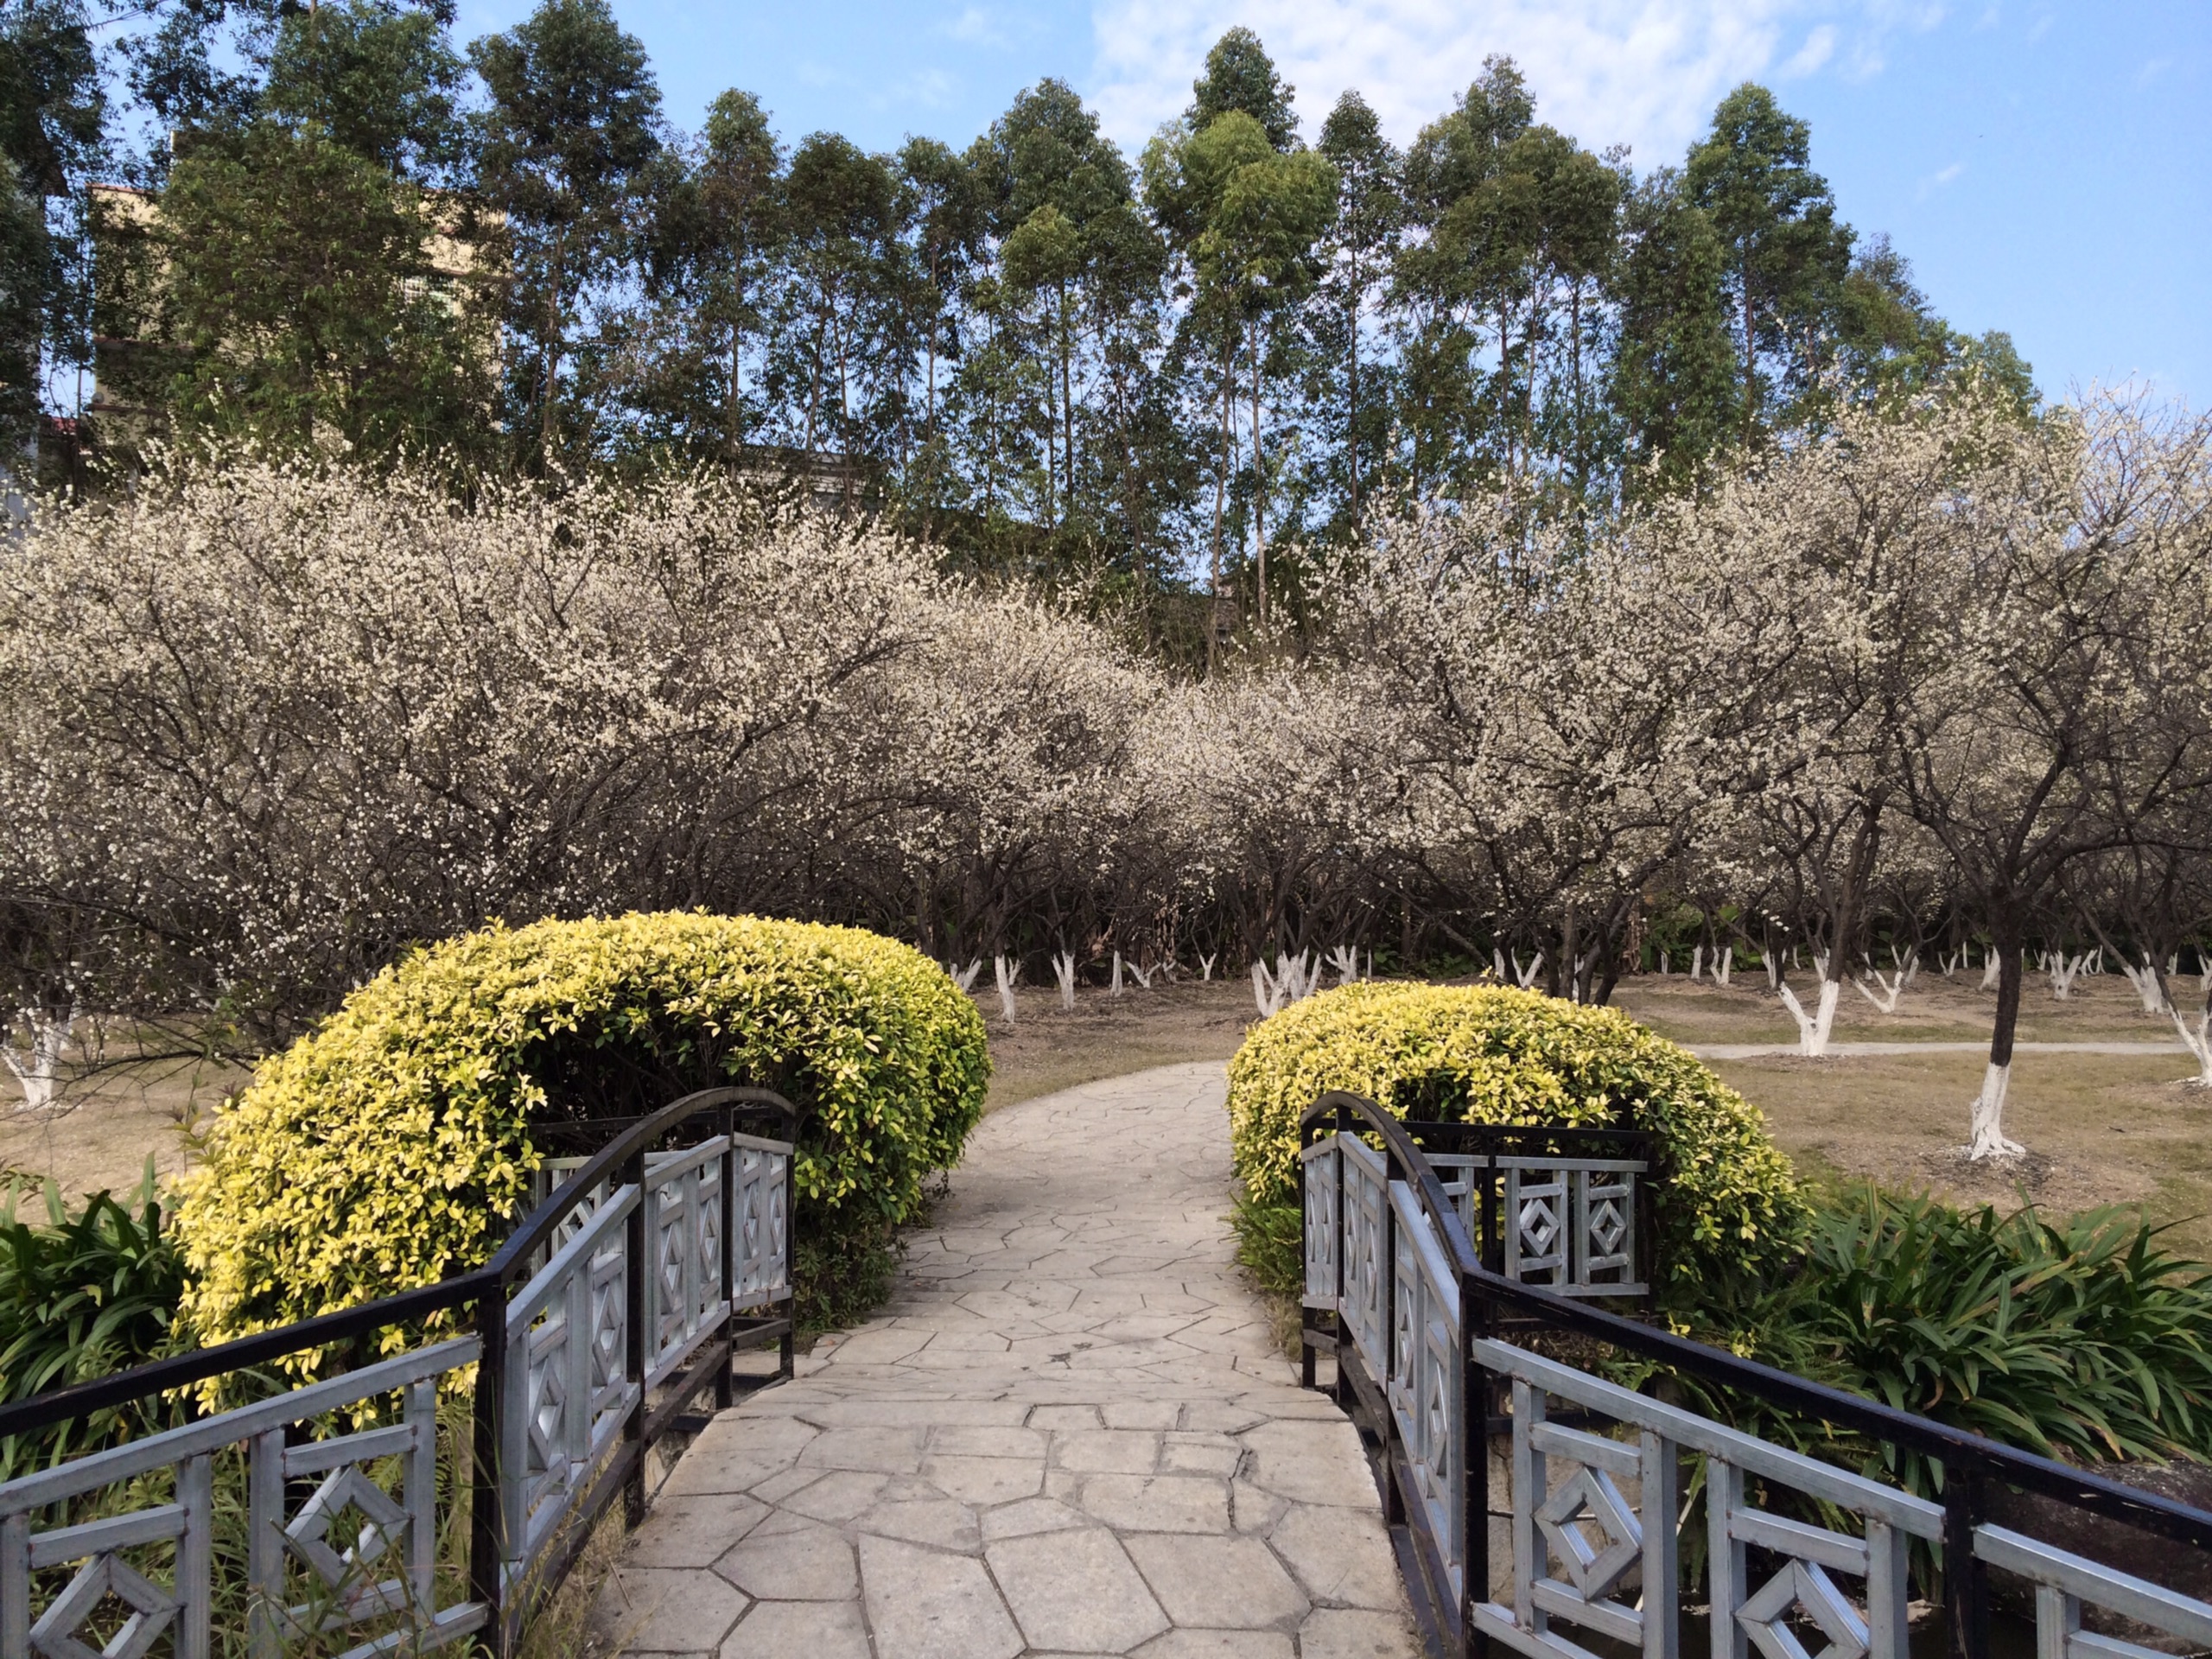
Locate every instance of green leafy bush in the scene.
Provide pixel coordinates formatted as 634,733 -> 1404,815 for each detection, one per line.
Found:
1656,1187 -> 2212,1491
174,912 -> 990,1351
1226,982 -> 1806,1287
0,1164 -> 188,1475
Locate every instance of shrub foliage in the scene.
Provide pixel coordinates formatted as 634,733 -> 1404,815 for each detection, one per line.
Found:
1661,1187 -> 2212,1483
0,1166 -> 188,1474
1226,982 -> 1806,1287
173,912 -> 989,1347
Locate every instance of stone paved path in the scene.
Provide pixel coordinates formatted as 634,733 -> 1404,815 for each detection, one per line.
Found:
593,1061 -> 1419,1659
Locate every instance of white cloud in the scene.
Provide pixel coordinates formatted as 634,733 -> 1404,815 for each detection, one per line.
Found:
1782,22 -> 1836,74
1083,2 -> 1929,164
1915,159 -> 1964,199
943,6 -> 1012,49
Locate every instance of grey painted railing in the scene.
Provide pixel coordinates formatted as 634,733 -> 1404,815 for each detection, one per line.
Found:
1296,1090 -> 2212,1659
0,1086 -> 798,1659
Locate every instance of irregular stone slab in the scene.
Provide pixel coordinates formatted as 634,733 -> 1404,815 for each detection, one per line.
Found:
716,1597 -> 870,1659
713,1517 -> 857,1600
798,1426 -> 926,1474
1239,1419 -> 1380,1507
858,1533 -> 1023,1659
594,1564 -> 749,1653
1123,1534 -> 1310,1628
978,1495 -> 1092,1541
1077,1472 -> 1231,1534
1053,1429 -> 1163,1473
988,1528 -> 1171,1653
1267,1503 -> 1403,1608
1131,1632 -> 1296,1659
1296,1606 -> 1425,1657
856,1497 -> 981,1553
625,1494 -> 769,1567
779,1470 -> 890,1523
918,1452 -> 1045,1503
927,1424 -> 1047,1459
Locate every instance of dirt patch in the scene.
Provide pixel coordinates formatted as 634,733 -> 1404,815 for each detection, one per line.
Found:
978,977 -> 1258,1113
0,1052 -> 244,1203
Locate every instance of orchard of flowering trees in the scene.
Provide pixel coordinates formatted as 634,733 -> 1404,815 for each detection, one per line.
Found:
3,384 -> 2209,1166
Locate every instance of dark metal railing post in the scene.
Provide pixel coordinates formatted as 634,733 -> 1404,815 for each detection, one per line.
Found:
1379,1120 -> 1406,1528
779,1114 -> 798,1380
1333,1100 -> 1353,1412
622,1145 -> 649,1529
1944,1465 -> 1991,1659
468,1282 -> 510,1659
715,1103 -> 737,1412
1461,1269 -> 1491,1659
1298,1142 -> 1316,1391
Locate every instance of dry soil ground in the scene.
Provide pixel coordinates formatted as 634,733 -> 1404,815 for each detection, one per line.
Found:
8,969 -> 2208,1250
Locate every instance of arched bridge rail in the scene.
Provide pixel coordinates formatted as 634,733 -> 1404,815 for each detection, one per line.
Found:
0,1085 -> 800,1658
1297,1090 -> 2212,1659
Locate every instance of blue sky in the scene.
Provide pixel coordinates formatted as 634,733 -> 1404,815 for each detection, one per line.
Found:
444,0 -> 2209,408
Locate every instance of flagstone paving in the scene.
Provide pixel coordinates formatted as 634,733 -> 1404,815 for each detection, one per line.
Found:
592,1060 -> 1420,1658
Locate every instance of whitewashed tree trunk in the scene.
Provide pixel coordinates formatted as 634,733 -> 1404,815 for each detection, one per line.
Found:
1327,945 -> 1360,985
1980,953 -> 2001,991
1711,949 -> 1732,988
1689,944 -> 1703,982
1053,951 -> 1078,1010
1251,959 -> 1282,1018
2120,956 -> 2169,1014
1200,953 -> 1217,982
1128,960 -> 1156,989
1761,950 -> 1783,992
1659,950 -> 1670,976
2175,1009 -> 2212,1087
1492,948 -> 1507,981
4,1005 -> 75,1112
1853,950 -> 1915,1014
1510,950 -> 1542,989
1775,977 -> 1841,1057
949,958 -> 984,993
1111,952 -> 1125,996
1966,1062 -> 2025,1158
2048,950 -> 2088,999
993,956 -> 1020,1025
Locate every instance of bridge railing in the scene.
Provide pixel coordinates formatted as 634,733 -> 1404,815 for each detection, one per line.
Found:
0,1085 -> 798,1659
1296,1090 -> 2212,1659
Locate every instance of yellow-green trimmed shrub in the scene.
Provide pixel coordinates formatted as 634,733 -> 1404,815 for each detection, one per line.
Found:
173,912 -> 988,1347
1227,983 -> 1805,1287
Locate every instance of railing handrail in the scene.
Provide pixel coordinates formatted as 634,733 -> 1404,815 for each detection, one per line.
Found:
0,1084 -> 800,1446
1300,1089 -> 2212,1554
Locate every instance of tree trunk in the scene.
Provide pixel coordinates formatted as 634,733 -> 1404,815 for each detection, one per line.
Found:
1741,257 -> 1757,444
1346,280 -> 1360,526
1059,277 -> 1074,531
1968,930 -> 2027,1159
540,225 -> 566,459
1210,332 -> 1231,665
1251,314 -> 1266,631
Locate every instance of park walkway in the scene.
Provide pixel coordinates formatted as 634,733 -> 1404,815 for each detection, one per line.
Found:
592,1061 -> 1419,1659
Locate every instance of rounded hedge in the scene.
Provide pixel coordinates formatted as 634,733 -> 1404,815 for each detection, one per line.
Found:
1226,983 -> 1806,1287
174,912 -> 989,1346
